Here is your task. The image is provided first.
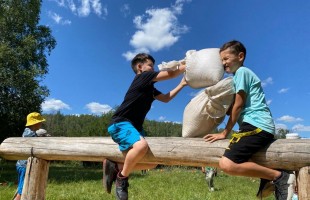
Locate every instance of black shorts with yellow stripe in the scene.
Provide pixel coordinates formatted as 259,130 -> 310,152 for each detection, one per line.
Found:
223,122 -> 275,164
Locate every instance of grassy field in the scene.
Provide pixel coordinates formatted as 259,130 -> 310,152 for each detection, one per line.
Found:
0,160 -> 275,200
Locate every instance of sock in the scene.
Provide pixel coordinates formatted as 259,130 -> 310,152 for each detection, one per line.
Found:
119,172 -> 127,178
274,171 -> 283,182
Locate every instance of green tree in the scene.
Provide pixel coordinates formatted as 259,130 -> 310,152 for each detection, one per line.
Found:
0,0 -> 56,142
275,128 -> 289,139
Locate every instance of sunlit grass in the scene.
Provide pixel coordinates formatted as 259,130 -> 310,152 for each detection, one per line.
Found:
0,160 -> 275,200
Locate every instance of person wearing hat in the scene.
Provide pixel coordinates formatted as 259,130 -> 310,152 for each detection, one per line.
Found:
14,112 -> 46,200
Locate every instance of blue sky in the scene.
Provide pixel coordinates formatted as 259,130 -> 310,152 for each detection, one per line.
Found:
39,0 -> 310,138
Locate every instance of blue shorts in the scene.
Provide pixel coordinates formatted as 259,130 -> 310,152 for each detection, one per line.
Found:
16,166 -> 26,194
108,122 -> 145,151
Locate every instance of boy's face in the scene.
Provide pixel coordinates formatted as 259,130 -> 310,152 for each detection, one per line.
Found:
220,48 -> 244,74
137,59 -> 154,74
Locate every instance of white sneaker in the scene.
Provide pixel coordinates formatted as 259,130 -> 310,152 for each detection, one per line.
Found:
206,170 -> 215,191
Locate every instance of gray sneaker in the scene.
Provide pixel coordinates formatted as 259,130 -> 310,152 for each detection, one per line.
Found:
273,171 -> 295,200
116,173 -> 129,200
103,159 -> 118,194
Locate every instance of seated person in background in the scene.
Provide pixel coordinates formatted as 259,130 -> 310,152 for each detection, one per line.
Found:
14,112 -> 47,200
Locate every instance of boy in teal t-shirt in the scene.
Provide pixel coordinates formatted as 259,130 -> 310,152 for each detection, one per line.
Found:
204,40 -> 295,200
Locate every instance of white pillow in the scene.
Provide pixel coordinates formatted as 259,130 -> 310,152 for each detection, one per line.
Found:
182,77 -> 235,138
185,48 -> 224,88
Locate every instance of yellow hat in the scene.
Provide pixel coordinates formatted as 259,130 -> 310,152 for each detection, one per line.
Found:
25,112 -> 46,126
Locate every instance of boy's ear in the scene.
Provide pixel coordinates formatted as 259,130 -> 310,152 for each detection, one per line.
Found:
238,52 -> 245,62
136,63 -> 143,72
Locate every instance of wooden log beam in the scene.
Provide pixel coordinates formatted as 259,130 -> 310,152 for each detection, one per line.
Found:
0,137 -> 310,170
21,157 -> 49,200
298,166 -> 310,200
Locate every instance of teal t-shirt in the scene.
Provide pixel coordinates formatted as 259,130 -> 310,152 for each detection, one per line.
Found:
233,66 -> 275,134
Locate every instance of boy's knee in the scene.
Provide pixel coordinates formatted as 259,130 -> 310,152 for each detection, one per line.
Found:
219,157 -> 235,174
135,139 -> 149,153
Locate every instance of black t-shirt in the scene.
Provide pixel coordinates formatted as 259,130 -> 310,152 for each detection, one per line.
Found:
111,71 -> 162,131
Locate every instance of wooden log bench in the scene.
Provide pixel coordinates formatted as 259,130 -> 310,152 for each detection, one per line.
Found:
1,137 -> 309,200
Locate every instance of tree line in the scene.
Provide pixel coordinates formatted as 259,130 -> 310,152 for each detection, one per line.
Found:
42,111 -> 183,138
41,112 -> 287,139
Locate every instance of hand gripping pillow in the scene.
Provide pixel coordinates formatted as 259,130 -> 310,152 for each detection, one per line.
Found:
182,77 -> 235,138
185,48 -> 224,88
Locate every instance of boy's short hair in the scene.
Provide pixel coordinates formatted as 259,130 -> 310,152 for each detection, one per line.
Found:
131,53 -> 155,74
220,40 -> 247,61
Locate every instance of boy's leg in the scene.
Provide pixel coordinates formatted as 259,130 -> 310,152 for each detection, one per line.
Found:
220,156 -> 295,200
120,137 -> 149,177
220,129 -> 295,199
115,138 -> 149,200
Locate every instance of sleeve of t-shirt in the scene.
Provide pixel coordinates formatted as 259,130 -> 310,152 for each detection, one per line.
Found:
153,87 -> 162,97
141,71 -> 162,96
234,68 -> 249,94
140,71 -> 160,83
22,128 -> 37,137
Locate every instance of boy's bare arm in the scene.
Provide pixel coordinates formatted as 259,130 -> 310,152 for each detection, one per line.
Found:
153,63 -> 186,82
155,77 -> 187,103
204,91 -> 246,143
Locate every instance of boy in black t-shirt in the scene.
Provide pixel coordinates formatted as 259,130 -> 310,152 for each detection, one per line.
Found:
104,53 -> 187,200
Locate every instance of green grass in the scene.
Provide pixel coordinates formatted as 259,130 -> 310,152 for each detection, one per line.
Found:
0,160 -> 275,200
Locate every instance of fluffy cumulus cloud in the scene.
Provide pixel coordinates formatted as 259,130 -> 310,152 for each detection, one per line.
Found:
277,115 -> 303,123
123,0 -> 190,60
42,98 -> 71,112
85,102 -> 112,115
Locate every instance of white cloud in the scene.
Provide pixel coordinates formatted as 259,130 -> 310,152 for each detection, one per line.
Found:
266,99 -> 272,105
159,116 -> 166,121
275,123 -> 288,130
48,11 -> 71,25
42,98 -> 71,112
85,102 -> 112,115
261,77 -> 273,87
278,88 -> 289,94
123,0 -> 190,60
51,0 -> 66,7
292,124 -> 310,132
67,0 -> 77,13
277,115 -> 303,123
121,4 -> 131,17
51,0 -> 107,18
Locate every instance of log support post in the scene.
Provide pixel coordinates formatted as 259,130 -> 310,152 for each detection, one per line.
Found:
21,157 -> 49,200
297,166 -> 310,200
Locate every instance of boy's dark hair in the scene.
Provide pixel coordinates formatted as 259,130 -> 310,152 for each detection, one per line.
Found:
220,40 -> 247,61
131,53 -> 155,74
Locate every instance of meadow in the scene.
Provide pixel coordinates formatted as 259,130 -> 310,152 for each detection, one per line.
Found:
0,160 -> 275,200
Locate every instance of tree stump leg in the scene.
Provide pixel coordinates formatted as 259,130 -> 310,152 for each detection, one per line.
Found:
21,157 -> 49,200
297,166 -> 310,200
